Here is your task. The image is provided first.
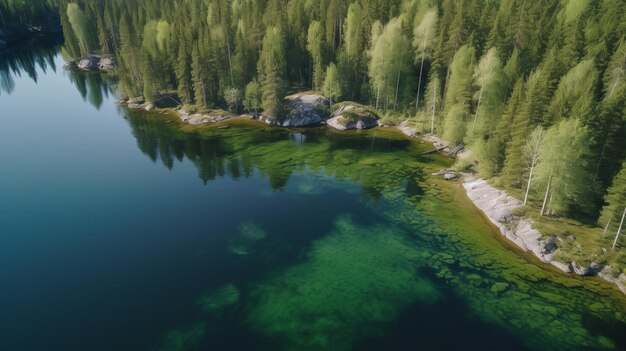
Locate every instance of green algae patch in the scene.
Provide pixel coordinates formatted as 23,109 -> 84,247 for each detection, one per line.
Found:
153,322 -> 206,351
198,284 -> 241,314
247,216 -> 438,351
125,112 -> 626,351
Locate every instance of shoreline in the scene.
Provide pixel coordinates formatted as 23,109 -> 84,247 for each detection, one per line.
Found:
461,175 -> 626,295
129,101 -> 626,294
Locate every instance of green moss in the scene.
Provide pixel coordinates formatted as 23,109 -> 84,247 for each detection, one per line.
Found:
490,282 -> 509,295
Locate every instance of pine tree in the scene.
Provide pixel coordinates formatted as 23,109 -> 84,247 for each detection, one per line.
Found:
258,26 -> 287,119
176,39 -> 193,105
501,69 -> 550,188
600,160 -> 626,233
307,21 -> 326,90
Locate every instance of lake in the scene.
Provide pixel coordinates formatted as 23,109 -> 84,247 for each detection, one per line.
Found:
1,42 -> 626,351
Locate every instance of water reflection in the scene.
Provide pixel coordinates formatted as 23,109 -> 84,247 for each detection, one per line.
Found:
67,70 -> 116,109
0,34 -> 62,95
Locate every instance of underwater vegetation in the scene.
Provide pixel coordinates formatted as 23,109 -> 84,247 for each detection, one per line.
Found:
198,284 -> 241,315
247,216 -> 439,351
153,323 -> 206,351
228,221 -> 267,255
128,115 -> 626,351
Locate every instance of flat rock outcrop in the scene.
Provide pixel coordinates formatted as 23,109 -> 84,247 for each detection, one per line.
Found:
463,177 -> 570,272
326,103 -> 379,130
179,110 -> 232,125
260,94 -> 330,127
463,175 -> 626,294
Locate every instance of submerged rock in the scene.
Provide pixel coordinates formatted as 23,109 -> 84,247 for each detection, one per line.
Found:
326,103 -> 379,130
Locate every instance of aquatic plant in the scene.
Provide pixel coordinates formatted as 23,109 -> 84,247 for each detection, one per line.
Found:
153,322 -> 206,351
198,284 -> 241,314
247,216 -> 439,351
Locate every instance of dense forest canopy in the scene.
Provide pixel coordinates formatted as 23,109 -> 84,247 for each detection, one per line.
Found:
4,0 -> 626,234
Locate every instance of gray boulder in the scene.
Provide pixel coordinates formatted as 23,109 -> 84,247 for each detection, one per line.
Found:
326,103 -> 379,130
571,261 -> 603,276
444,173 -> 458,180
280,94 -> 330,127
77,55 -> 100,71
99,56 -> 116,71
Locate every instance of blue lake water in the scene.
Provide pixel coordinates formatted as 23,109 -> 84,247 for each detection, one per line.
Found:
1,46 -> 626,351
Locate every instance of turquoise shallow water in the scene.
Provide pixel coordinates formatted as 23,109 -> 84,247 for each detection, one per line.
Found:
1,46 -> 626,351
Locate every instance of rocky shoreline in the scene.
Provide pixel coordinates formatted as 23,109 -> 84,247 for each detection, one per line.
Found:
122,94 -> 626,294
123,93 -> 382,131
463,176 -> 626,294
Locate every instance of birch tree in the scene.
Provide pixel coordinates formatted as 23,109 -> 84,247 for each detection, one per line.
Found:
442,45 -> 475,144
307,21 -> 326,90
412,7 -> 438,107
244,79 -> 261,116
423,72 -> 441,134
523,127 -> 545,205
470,47 -> 504,134
534,119 -> 593,216
368,16 -> 412,111
323,63 -> 342,108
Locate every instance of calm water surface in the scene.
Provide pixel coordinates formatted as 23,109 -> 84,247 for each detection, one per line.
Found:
1,46 -> 626,351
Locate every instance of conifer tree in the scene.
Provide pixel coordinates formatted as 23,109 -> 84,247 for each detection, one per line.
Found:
306,21 -> 326,90
501,69 -> 550,188
258,26 -> 287,119
600,160 -> 626,234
